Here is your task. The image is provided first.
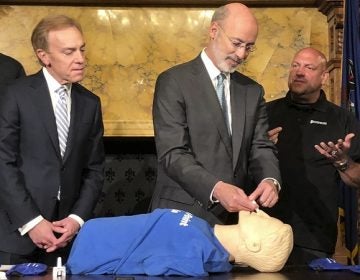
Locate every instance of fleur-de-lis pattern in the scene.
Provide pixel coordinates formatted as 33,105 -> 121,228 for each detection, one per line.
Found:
94,154 -> 157,217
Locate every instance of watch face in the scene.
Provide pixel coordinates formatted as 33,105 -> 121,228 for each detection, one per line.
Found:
336,161 -> 349,172
340,164 -> 349,171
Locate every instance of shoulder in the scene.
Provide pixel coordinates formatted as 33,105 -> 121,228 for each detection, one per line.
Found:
72,83 -> 101,103
0,53 -> 22,66
158,56 -> 201,79
231,71 -> 261,87
4,71 -> 38,91
322,99 -> 356,120
266,97 -> 287,109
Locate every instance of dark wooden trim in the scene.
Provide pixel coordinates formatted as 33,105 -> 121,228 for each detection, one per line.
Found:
104,136 -> 156,154
0,0 -> 319,7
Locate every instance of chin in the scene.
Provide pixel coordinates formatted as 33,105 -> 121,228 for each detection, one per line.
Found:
228,67 -> 237,74
71,75 -> 85,83
289,86 -> 305,94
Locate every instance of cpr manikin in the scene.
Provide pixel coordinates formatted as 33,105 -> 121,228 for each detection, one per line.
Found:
66,208 -> 293,275
215,209 -> 294,272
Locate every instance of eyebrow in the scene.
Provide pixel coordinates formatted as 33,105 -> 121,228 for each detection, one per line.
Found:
63,43 -> 86,50
230,37 -> 255,45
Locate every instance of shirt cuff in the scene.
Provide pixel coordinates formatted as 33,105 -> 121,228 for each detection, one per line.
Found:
18,215 -> 44,236
262,177 -> 281,192
69,214 -> 84,228
209,181 -> 222,204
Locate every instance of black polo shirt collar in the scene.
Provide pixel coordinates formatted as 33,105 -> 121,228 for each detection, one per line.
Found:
285,89 -> 328,112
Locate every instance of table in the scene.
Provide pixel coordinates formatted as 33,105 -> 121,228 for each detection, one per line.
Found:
5,265 -> 359,280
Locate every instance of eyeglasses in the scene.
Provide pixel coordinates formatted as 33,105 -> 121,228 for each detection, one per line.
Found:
217,24 -> 256,53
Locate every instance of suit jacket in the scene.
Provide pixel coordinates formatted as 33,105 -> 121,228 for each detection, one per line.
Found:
0,70 -> 105,254
0,53 -> 26,86
150,54 -> 280,225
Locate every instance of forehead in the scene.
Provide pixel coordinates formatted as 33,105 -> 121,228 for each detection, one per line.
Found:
221,14 -> 258,42
48,27 -> 83,43
292,51 -> 323,66
239,211 -> 283,230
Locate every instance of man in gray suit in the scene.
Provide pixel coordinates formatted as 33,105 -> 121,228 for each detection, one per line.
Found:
0,15 -> 104,265
150,3 -> 281,225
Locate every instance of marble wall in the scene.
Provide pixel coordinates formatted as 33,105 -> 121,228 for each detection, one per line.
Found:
0,6 -> 328,136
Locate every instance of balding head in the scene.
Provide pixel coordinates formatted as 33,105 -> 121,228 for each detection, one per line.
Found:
288,47 -> 329,103
206,3 -> 258,73
293,47 -> 327,71
212,3 -> 258,37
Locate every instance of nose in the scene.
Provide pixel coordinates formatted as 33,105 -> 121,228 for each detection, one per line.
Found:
295,67 -> 305,76
75,50 -> 85,63
234,47 -> 248,60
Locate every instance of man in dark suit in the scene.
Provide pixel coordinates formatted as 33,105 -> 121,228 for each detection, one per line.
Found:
0,15 -> 105,265
150,3 -> 281,225
0,53 -> 26,85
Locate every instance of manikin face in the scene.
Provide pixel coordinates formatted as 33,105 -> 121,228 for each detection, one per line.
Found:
37,26 -> 86,84
237,210 -> 285,241
235,210 -> 293,272
288,48 -> 328,103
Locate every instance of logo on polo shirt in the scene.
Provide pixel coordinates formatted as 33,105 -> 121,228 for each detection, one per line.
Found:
179,212 -> 193,227
310,120 -> 327,125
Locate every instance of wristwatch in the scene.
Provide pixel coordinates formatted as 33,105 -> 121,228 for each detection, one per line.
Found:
334,159 -> 349,172
264,178 -> 281,192
272,179 -> 281,192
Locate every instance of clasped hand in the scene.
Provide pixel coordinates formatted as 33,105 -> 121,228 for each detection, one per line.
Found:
28,217 -> 80,252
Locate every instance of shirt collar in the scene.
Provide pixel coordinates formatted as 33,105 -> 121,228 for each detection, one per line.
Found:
42,68 -> 72,94
200,49 -> 230,81
285,90 -> 328,112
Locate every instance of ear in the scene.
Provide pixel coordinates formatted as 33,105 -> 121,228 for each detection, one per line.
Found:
321,71 -> 329,86
36,49 -> 50,66
244,238 -> 261,253
209,22 -> 218,40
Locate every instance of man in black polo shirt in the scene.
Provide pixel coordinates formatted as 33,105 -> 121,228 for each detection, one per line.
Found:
266,47 -> 360,265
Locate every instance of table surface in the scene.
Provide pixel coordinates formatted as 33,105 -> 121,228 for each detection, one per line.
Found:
5,265 -> 360,280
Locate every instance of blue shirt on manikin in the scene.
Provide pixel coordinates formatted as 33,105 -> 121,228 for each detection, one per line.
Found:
66,208 -> 231,276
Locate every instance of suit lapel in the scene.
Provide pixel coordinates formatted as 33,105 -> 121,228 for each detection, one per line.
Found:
230,74 -> 246,170
29,72 -> 61,158
193,57 -> 232,157
62,84 -> 83,162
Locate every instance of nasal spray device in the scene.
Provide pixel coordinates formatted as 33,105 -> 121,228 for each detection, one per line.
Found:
52,257 -> 66,278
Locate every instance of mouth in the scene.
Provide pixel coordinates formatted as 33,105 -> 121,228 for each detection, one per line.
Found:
293,79 -> 306,84
228,57 -> 242,67
72,68 -> 85,73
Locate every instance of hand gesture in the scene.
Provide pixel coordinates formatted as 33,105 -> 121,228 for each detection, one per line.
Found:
249,179 -> 279,208
268,127 -> 282,144
314,133 -> 354,163
213,181 -> 259,212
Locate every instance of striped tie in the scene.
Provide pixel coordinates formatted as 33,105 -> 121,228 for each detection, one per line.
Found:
55,86 -> 69,158
216,73 -> 231,135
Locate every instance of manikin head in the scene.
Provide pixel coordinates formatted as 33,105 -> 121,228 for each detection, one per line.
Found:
214,210 -> 293,272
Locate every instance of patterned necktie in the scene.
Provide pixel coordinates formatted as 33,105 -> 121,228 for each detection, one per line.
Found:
55,86 -> 69,158
216,73 -> 231,134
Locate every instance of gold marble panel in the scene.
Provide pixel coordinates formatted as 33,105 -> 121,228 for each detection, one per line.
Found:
0,6 -> 328,136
